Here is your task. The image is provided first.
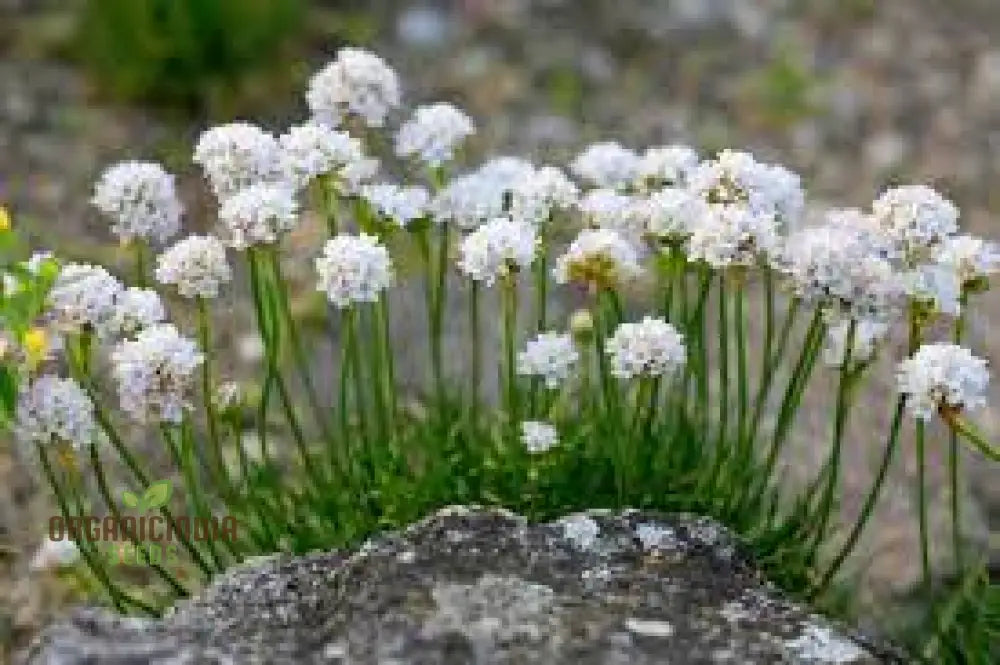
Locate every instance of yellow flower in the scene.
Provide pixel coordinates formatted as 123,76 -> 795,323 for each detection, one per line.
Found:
0,206 -> 11,231
23,327 -> 49,369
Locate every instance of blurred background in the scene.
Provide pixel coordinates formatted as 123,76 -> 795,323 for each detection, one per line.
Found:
1,0 -> 999,659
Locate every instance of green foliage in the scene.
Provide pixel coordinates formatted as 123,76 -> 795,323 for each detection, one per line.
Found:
76,0 -> 305,113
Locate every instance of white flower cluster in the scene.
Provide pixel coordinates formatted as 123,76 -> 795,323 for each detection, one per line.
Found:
872,185 -> 958,262
110,324 -> 203,424
457,217 -> 537,286
48,263 -> 123,333
688,149 -> 804,226
395,103 -> 475,167
935,234 -> 1000,286
642,188 -> 706,241
361,183 -> 430,228
193,123 -> 285,200
279,123 -> 365,190
155,235 -> 232,299
521,420 -> 559,454
570,142 -> 639,190
217,183 -> 299,250
897,344 -> 989,420
16,375 -> 97,450
822,318 -> 890,367
508,166 -> 578,225
636,145 -> 699,190
517,332 -> 579,388
553,228 -> 642,288
106,288 -> 165,339
686,204 -> 781,268
577,189 -> 645,241
315,233 -> 394,308
306,48 -> 401,128
606,317 -> 686,380
91,161 -> 182,244
432,157 -> 535,229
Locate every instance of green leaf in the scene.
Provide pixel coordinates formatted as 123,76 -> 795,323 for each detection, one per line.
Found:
142,480 -> 173,509
121,490 -> 140,508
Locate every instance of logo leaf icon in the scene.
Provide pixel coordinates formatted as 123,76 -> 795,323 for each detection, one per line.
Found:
121,490 -> 139,509
142,480 -> 172,510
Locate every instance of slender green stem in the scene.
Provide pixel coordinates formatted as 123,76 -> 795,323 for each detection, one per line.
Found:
916,418 -> 931,601
470,281 -> 481,427
196,297 -> 230,498
133,240 -> 147,288
735,284 -> 748,448
345,307 -> 372,469
747,297 -> 800,447
714,277 -> 729,476
433,222 -> 450,410
951,417 -> 1000,462
377,293 -> 397,433
502,274 -> 519,428
949,297 -> 967,571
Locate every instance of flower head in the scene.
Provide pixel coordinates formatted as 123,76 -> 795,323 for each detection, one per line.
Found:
642,188 -> 707,241
570,142 -> 639,189
91,161 -> 182,244
193,123 -> 285,200
457,217 -> 537,286
48,264 -> 123,333
822,318 -> 889,367
16,375 -> 97,450
107,288 -> 165,339
577,189 -> 646,241
635,145 -> 699,190
606,316 -> 686,379
934,234 -> 1000,288
432,158 -> 536,229
110,324 -> 203,424
509,166 -> 578,225
306,48 -> 401,128
517,332 -> 579,388
903,263 -> 962,316
521,421 -> 559,454
686,204 -> 781,268
872,185 -> 958,262
155,235 -> 232,299
553,228 -> 642,289
361,183 -> 430,228
279,123 -> 365,190
688,150 -> 803,226
897,344 -> 989,420
315,233 -> 394,308
395,103 -> 475,166
217,183 -> 299,250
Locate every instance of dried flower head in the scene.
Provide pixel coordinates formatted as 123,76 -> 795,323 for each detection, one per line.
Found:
91,161 -> 182,244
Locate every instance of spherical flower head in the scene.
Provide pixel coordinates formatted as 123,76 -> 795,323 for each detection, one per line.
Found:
577,189 -> 647,241
553,228 -> 642,290
822,318 -> 889,367
279,123 -> 364,190
778,224 -> 905,321
606,316 -> 686,380
934,234 -> 1000,288
643,187 -> 707,241
155,235 -> 232,299
897,344 -> 989,420
457,217 -> 537,286
560,514 -> 600,551
106,287 -> 165,339
48,263 -> 123,333
16,375 -> 97,450
686,204 -> 781,269
570,142 -> 639,190
339,156 -> 380,196
825,207 -> 895,259
432,158 -> 536,229
193,123 -> 285,201
361,183 -> 430,228
872,185 -> 958,262
517,332 -> 579,388
217,183 -> 299,250
110,323 -> 204,424
688,150 -> 804,227
306,48 -> 401,128
903,263 -> 962,316
509,166 -> 579,225
521,421 -> 559,454
635,145 -> 699,190
395,103 -> 475,167
315,233 -> 394,308
91,161 -> 182,244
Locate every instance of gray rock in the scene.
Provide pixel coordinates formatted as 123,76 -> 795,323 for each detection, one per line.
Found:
23,508 -> 902,664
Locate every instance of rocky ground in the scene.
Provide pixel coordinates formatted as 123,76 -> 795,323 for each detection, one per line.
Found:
2,0 -> 1000,659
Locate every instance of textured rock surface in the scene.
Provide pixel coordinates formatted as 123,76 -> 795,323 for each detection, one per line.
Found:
24,508 -> 901,664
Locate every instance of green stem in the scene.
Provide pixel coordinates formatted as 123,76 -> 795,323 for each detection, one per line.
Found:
951,417 -> 1000,463
502,274 -> 519,428
470,281 -> 481,427
134,240 -> 147,288
196,298 -> 231,499
949,298 -> 966,571
735,285 -> 748,449
747,297 -> 800,447
433,222 -> 450,411
916,418 -> 931,601
377,293 -> 397,433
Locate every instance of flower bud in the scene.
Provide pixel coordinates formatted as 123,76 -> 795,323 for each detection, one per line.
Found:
570,309 -> 594,342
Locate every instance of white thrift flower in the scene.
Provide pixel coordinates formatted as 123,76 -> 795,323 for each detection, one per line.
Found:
16,375 -> 97,450
395,103 -> 475,166
560,514 -> 600,550
897,344 -> 989,420
643,188 -> 707,241
517,332 -> 579,388
107,288 -> 165,339
553,228 -> 642,288
903,263 -> 962,316
872,185 -> 959,262
822,318 -> 889,367
577,189 -> 646,241
686,204 -> 781,268
217,183 -> 299,250
570,142 -> 639,189
30,537 -> 80,571
193,123 -> 285,200
279,123 -> 364,190
306,48 -> 401,128
688,150 -> 804,227
339,156 -> 380,196
606,316 -> 686,379
457,217 -> 537,286
91,161 -> 182,244
825,207 -> 895,259
521,421 -> 559,454
361,183 -> 430,228
315,233 -> 394,308
48,264 -> 123,333
779,225 -> 905,321
635,145 -> 699,190
155,235 -> 232,299
934,234 -> 1000,287
509,166 -> 578,225
432,158 -> 536,229
110,324 -> 203,424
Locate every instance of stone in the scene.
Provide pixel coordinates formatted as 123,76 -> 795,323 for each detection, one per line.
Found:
23,508 -> 904,664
